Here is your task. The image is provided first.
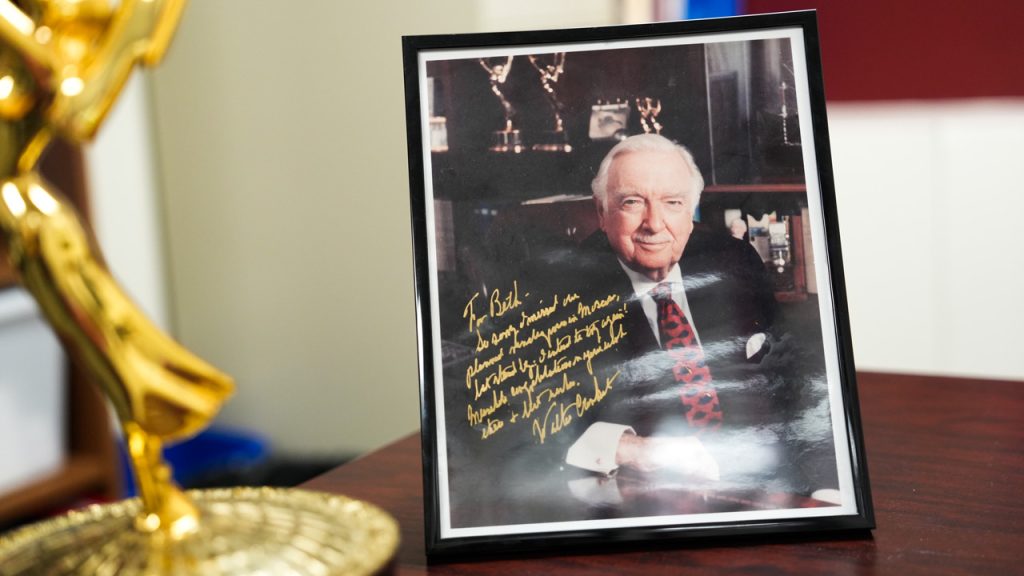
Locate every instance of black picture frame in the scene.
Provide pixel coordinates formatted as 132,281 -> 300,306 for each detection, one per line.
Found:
403,10 -> 873,558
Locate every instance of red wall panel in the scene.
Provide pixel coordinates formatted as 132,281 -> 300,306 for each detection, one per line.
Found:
744,1 -> 1024,100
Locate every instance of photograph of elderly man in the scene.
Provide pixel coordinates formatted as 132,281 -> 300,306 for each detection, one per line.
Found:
424,38 -> 843,529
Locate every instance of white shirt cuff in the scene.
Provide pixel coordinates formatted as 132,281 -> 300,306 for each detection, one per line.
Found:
565,422 -> 634,475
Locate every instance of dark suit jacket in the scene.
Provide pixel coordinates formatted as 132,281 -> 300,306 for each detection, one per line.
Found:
561,229 -> 776,439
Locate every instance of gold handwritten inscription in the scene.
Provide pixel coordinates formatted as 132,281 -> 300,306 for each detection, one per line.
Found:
458,281 -> 628,443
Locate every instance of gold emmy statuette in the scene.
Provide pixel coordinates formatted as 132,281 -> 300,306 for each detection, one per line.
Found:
0,1 -> 398,573
479,55 -> 523,153
636,97 -> 663,135
527,52 -> 571,153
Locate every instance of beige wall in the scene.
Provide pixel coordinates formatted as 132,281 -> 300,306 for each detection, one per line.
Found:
151,1 -> 482,454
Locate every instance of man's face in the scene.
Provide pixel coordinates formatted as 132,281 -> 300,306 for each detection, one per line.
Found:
597,150 -> 695,282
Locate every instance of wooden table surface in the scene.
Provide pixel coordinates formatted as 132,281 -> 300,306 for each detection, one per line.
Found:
302,372 -> 1024,575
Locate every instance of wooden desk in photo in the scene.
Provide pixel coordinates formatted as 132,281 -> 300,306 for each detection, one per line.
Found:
302,372 -> 1024,575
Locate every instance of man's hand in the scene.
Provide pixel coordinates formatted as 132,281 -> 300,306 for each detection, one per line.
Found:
615,433 -> 720,481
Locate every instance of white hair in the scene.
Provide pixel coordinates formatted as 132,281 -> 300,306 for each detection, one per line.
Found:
591,134 -> 705,212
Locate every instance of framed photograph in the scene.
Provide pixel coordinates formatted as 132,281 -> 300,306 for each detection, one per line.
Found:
403,10 -> 873,557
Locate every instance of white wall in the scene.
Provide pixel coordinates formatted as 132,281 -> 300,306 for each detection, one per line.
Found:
829,100 -> 1024,380
478,0 -> 620,30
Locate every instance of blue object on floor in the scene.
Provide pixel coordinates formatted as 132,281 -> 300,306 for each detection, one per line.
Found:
118,427 -> 270,497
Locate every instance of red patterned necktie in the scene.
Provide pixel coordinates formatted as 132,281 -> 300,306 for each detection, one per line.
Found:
651,282 -> 723,431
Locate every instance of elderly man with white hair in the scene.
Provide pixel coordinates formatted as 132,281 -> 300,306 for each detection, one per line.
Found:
562,134 -> 779,482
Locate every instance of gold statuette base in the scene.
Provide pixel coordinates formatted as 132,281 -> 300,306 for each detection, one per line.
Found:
0,487 -> 399,575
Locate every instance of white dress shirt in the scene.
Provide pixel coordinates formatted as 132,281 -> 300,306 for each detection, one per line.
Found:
615,260 -> 702,349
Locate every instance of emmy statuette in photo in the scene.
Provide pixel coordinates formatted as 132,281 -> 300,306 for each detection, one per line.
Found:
636,96 -> 664,134
479,56 -> 523,153
0,1 -> 398,574
527,52 -> 571,152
